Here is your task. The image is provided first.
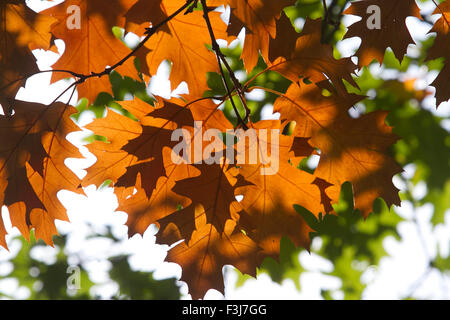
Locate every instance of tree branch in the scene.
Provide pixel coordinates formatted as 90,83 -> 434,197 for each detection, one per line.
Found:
322,0 -> 349,44
200,0 -> 250,129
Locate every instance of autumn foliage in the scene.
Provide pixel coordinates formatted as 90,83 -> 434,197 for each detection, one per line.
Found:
0,0 -> 449,299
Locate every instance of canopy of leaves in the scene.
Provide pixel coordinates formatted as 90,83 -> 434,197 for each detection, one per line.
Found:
0,0 -> 448,300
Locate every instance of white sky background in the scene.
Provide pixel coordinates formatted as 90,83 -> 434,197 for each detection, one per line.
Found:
0,0 -> 449,300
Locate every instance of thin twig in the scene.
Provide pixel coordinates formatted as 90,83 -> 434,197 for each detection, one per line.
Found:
400,177 -> 444,299
322,0 -> 329,23
406,264 -> 433,297
243,66 -> 272,91
200,0 -> 250,129
199,0 -> 247,129
0,69 -> 83,92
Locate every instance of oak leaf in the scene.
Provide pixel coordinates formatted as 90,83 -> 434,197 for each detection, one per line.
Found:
210,0 -> 297,73
115,153 -> 191,238
42,0 -> 139,102
273,83 -> 402,217
425,0 -> 450,107
268,18 -> 359,94
110,111 -> 257,299
0,0 -> 56,114
82,97 -> 194,197
235,120 -> 331,257
343,0 -> 422,67
157,162 -> 244,244
0,101 -> 82,248
166,218 -> 261,299
125,0 -> 231,98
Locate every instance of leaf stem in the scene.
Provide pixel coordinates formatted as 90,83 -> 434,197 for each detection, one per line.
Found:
243,66 -> 272,91
431,0 -> 450,27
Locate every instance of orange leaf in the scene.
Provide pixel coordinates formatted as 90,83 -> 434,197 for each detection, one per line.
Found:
235,120 -> 331,257
82,98 -> 193,196
166,219 -> 261,299
42,0 -> 139,102
0,101 -> 83,248
115,152 -> 192,238
125,0 -> 231,99
273,83 -> 402,217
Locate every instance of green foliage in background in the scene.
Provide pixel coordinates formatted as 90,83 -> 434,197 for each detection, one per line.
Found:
0,229 -> 180,300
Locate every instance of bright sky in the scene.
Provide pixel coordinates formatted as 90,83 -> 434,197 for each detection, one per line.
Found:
0,0 -> 449,300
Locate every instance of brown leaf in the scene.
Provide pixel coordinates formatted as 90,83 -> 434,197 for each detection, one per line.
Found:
268,18 -> 359,94
0,0 -> 56,114
211,0 -> 297,73
425,1 -> 450,107
166,218 -> 261,299
158,162 -> 244,243
343,0 -> 422,67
